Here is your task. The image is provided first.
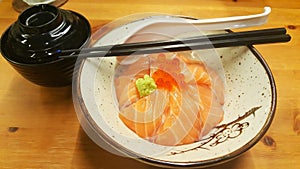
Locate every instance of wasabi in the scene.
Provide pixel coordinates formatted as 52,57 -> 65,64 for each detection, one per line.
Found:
135,74 -> 157,97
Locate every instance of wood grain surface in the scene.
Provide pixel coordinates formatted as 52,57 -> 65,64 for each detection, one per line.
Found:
0,0 -> 299,168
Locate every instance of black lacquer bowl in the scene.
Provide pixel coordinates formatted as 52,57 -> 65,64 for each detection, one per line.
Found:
0,4 -> 91,87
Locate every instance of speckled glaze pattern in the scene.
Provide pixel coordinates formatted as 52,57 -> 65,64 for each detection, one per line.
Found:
73,16 -> 276,168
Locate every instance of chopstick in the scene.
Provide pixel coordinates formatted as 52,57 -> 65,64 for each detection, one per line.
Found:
57,28 -> 291,58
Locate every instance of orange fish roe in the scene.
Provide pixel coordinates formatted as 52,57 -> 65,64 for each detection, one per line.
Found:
152,54 -> 186,91
152,70 -> 176,91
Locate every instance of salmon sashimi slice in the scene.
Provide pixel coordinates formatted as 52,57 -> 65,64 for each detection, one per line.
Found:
155,87 -> 182,134
183,57 -> 224,139
209,71 -> 225,105
119,89 -> 169,123
119,89 -> 169,138
119,114 -> 163,138
114,76 -> 139,110
179,78 -> 224,144
152,85 -> 201,146
186,62 -> 211,86
200,71 -> 225,136
179,111 -> 203,145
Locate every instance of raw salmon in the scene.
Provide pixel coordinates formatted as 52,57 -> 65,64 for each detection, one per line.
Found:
153,85 -> 201,146
114,76 -> 139,110
119,89 -> 169,138
113,52 -> 224,146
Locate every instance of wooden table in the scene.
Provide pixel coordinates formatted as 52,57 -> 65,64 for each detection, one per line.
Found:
0,0 -> 299,168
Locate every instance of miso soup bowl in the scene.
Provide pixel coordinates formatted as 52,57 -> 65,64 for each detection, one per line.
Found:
73,14 -> 276,168
0,4 -> 91,87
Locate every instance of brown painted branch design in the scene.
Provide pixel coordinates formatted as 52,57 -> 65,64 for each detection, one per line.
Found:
170,106 -> 261,155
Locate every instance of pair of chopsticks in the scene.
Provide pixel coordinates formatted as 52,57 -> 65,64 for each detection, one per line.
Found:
57,27 -> 291,59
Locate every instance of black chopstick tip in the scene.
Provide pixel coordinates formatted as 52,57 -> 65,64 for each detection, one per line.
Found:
286,34 -> 292,41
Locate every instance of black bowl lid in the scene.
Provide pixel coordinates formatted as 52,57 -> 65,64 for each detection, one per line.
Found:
0,5 -> 91,64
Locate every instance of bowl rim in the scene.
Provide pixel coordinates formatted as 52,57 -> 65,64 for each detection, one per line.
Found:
73,17 -> 276,168
0,11 -> 91,66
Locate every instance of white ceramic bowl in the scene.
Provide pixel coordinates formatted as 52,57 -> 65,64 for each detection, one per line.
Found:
73,15 -> 276,168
